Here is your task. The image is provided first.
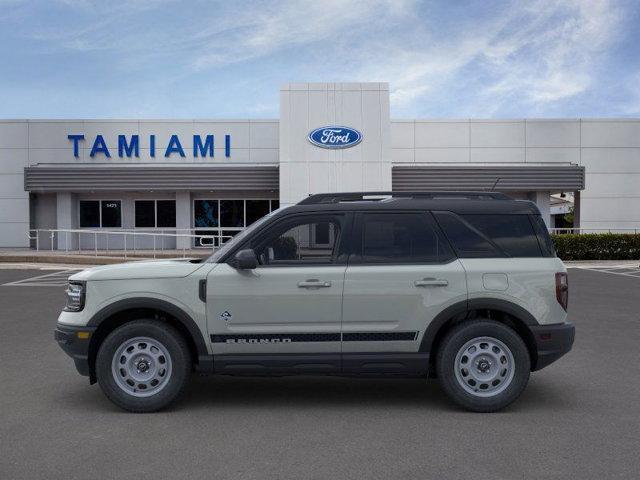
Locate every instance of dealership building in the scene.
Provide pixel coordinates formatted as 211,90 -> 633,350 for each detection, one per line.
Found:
0,82 -> 638,249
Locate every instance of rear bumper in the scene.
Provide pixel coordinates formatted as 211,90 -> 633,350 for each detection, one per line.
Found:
54,324 -> 96,377
530,322 -> 575,371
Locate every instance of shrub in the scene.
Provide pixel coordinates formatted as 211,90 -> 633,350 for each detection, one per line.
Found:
551,233 -> 640,260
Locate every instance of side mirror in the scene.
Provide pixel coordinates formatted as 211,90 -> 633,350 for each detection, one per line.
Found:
231,249 -> 258,270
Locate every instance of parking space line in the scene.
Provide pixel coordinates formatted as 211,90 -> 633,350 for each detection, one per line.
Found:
572,265 -> 640,279
2,268 -> 83,287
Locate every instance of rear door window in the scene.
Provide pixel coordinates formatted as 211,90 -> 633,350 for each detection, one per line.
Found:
354,212 -> 454,264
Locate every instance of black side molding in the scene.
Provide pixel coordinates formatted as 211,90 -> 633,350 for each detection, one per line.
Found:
211,352 -> 429,377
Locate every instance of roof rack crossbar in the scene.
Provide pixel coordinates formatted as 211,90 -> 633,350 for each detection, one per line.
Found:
298,191 -> 510,205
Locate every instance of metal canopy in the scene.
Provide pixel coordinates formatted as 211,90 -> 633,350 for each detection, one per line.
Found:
392,165 -> 585,192
24,165 -> 279,192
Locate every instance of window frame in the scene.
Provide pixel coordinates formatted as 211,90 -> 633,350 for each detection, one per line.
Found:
78,199 -> 123,229
348,210 -> 457,266
225,211 -> 352,267
133,199 -> 177,229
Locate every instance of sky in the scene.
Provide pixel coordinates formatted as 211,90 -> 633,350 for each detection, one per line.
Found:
0,0 -> 638,119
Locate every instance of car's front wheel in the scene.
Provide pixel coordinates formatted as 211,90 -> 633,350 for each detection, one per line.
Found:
436,320 -> 530,412
96,320 -> 191,412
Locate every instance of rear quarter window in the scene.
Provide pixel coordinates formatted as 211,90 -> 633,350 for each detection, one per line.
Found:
462,214 -> 544,257
434,212 -> 547,258
433,212 -> 503,258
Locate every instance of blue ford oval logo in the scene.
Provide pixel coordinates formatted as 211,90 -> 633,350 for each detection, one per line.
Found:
308,126 -> 362,149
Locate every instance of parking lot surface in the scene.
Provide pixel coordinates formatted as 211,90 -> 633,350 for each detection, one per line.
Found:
0,266 -> 639,480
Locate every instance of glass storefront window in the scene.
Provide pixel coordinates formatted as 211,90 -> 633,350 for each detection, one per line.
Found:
79,201 -> 100,228
135,201 -> 155,228
220,200 -> 244,227
246,200 -> 270,226
80,200 -> 121,228
194,200 -> 219,228
101,201 -> 122,228
157,200 -> 176,228
135,200 -> 176,228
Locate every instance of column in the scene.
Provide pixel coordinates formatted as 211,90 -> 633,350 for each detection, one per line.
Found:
279,83 -> 392,206
529,191 -> 551,227
56,192 -> 78,250
175,191 -> 191,250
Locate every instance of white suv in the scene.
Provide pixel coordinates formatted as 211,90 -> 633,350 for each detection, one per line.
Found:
55,191 -> 574,413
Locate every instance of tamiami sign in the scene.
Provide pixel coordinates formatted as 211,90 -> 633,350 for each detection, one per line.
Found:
67,134 -> 232,158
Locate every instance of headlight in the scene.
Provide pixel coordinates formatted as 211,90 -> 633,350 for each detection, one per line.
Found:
64,282 -> 85,312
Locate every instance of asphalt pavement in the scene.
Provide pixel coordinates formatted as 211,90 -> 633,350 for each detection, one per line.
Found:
0,266 -> 639,480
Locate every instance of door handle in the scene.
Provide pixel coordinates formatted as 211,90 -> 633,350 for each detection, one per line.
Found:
297,279 -> 332,288
414,278 -> 448,287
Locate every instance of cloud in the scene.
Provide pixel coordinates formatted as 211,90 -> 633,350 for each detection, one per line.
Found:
365,0 -> 624,113
1,0 -> 633,117
190,0 -> 416,70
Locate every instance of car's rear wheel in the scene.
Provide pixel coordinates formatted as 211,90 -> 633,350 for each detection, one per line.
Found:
96,320 -> 191,413
436,320 -> 530,412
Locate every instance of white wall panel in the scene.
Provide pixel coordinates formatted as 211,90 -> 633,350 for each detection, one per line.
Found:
0,122 -> 27,148
0,149 -> 28,173
526,148 -> 580,164
391,122 -> 414,149
580,148 -> 640,172
249,122 -> 278,149
414,122 -> 468,148
581,121 -> 640,147
526,121 -> 580,147
28,121 -> 84,149
470,148 -> 525,163
392,149 -> 414,163
580,198 -> 640,225
0,222 -> 29,247
0,198 -> 29,221
414,148 -> 469,163
0,174 -> 28,198
582,173 -> 640,196
470,121 -> 525,147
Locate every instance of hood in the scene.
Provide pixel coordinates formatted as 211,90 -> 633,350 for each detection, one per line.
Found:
68,258 -> 206,282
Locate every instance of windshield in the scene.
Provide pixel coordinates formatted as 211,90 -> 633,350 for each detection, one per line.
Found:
206,207 -> 287,263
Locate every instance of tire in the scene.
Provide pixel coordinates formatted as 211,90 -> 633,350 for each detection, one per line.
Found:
96,320 -> 192,413
436,319 -> 530,412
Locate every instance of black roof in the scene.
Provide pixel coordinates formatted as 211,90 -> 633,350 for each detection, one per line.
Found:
280,191 -> 540,216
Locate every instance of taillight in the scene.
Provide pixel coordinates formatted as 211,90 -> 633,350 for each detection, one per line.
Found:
555,272 -> 568,311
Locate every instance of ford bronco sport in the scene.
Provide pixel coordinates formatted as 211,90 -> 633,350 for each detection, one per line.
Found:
55,191 -> 574,413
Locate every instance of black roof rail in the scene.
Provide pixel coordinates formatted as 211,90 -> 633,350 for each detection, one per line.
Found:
298,191 -> 510,205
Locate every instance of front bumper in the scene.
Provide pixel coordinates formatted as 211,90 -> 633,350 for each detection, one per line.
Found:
54,324 -> 96,377
530,322 -> 575,371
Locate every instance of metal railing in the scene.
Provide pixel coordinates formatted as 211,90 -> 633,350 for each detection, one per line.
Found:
26,228 -> 237,258
549,228 -> 639,234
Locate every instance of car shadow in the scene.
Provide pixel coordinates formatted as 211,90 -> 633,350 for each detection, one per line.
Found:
53,374 -> 576,414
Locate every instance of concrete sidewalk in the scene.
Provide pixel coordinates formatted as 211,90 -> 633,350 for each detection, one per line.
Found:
0,248 -> 209,265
